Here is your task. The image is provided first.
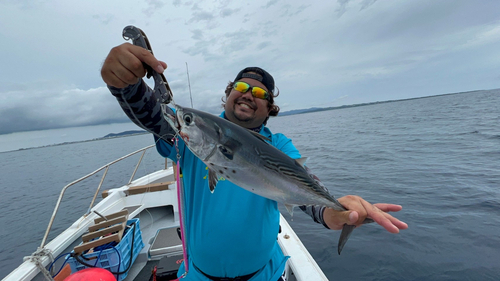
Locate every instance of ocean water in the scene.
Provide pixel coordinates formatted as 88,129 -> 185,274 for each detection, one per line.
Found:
1,90 -> 499,280
0,122 -> 141,153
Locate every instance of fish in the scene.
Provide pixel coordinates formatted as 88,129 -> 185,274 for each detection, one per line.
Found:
163,104 -> 373,254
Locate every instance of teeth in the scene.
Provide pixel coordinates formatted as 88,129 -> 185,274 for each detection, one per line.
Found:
239,103 -> 251,109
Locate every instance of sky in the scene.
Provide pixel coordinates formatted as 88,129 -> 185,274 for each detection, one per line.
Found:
1,0 -> 500,135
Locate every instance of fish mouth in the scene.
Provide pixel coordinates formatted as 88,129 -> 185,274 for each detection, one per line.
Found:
161,104 -> 181,133
179,131 -> 189,142
175,105 -> 185,127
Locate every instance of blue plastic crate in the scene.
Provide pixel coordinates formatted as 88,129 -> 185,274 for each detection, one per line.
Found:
67,218 -> 144,281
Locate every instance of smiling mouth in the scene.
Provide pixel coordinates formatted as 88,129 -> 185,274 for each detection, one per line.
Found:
237,102 -> 254,110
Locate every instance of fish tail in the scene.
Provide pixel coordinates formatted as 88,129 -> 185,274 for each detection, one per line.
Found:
337,224 -> 356,255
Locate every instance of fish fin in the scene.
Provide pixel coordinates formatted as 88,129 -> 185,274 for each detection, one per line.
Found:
284,204 -> 295,216
338,224 -> 356,255
249,130 -> 271,143
363,218 -> 375,224
208,169 -> 218,193
295,157 -> 308,167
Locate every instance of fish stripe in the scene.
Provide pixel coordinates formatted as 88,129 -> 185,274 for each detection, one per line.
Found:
256,146 -> 336,200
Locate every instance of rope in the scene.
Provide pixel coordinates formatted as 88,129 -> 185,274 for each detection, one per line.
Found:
23,247 -> 55,281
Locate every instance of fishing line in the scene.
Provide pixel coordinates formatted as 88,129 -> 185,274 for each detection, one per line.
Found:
136,138 -> 161,232
137,122 -> 180,232
174,136 -> 189,278
119,91 -> 177,146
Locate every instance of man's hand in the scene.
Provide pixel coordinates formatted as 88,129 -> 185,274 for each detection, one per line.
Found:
323,195 -> 408,233
101,43 -> 167,88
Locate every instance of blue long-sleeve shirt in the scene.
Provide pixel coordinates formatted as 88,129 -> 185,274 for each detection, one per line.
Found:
109,80 -> 328,280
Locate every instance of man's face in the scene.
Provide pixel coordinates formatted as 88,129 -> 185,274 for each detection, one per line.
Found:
224,77 -> 271,128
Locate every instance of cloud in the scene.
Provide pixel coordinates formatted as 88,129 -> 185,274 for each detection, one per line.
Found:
1,0 -> 500,135
187,8 -> 219,29
0,85 -> 127,134
336,0 -> 350,17
359,0 -> 377,11
92,14 -> 114,25
257,41 -> 271,50
220,8 -> 238,18
264,0 -> 279,9
460,23 -> 500,49
142,0 -> 166,17
191,29 -> 204,40
189,11 -> 215,22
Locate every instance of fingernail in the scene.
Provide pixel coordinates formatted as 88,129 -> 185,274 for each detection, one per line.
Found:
156,64 -> 165,73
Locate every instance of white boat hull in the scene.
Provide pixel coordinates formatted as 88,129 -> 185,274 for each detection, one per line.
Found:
3,146 -> 327,281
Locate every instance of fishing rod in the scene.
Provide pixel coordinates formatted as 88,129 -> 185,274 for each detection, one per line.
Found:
186,62 -> 193,108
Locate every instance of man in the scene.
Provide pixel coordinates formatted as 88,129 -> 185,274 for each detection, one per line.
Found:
101,43 -> 408,281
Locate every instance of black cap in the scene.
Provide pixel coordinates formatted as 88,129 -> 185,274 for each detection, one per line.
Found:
234,67 -> 275,93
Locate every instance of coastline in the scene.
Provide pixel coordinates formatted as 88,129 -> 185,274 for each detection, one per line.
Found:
1,130 -> 147,154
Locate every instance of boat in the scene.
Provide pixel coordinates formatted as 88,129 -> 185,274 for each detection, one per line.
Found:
3,145 -> 328,281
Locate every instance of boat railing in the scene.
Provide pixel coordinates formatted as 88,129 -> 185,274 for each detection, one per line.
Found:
40,144 -> 158,248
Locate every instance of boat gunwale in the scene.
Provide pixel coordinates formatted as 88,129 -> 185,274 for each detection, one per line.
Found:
2,146 -> 328,281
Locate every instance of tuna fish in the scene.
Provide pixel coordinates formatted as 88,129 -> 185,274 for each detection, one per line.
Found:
164,104 -> 372,254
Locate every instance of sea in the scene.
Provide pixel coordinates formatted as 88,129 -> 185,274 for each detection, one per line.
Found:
1,89 -> 499,280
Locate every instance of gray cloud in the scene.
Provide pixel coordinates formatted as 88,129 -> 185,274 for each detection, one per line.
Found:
173,0 -> 182,7
142,0 -> 166,17
191,29 -> 204,40
359,0 -> 377,11
92,14 -> 114,25
1,0 -> 500,135
182,37 -> 216,57
186,7 -> 220,29
336,0 -> 350,17
0,86 -> 127,135
188,11 -> 215,22
286,4 -> 311,17
257,41 -> 271,50
264,0 -> 279,9
220,8 -> 238,18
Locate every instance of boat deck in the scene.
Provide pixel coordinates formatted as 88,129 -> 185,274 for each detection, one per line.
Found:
4,146 -> 326,281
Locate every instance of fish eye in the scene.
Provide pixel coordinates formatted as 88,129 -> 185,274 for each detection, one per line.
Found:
183,113 -> 193,125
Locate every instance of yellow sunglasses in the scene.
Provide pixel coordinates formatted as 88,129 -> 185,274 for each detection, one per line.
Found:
233,81 -> 269,100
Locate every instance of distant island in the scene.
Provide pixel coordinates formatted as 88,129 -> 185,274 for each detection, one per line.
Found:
8,130 -> 148,153
279,89 -> 484,116
102,130 -> 147,138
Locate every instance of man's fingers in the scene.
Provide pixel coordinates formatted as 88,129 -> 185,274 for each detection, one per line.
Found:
127,44 -> 165,73
386,214 -> 408,230
101,43 -> 167,88
373,203 -> 403,213
106,72 -> 129,89
324,196 -> 408,234
338,196 -> 367,221
363,202 -> 408,233
323,208 -> 354,230
114,45 -> 148,80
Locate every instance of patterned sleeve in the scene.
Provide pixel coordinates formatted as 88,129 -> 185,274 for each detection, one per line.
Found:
108,80 -> 176,145
299,165 -> 331,229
